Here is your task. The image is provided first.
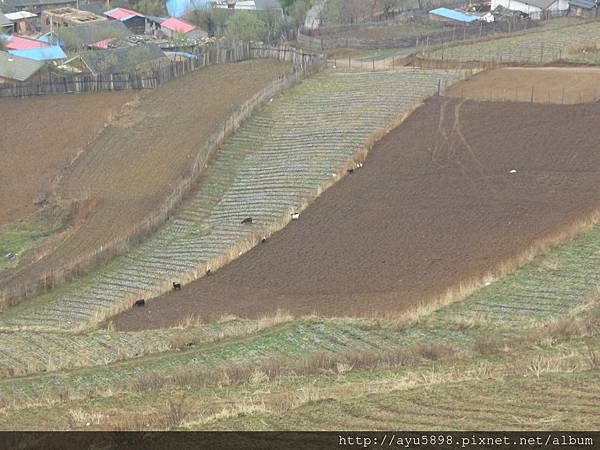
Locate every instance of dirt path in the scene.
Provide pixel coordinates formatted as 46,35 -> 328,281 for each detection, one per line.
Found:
113,97 -> 600,331
1,60 -> 291,290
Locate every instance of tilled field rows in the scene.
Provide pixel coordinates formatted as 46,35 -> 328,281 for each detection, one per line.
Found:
0,68 -> 461,332
0,319 -> 267,377
0,320 -> 414,405
418,224 -> 600,340
424,19 -> 600,64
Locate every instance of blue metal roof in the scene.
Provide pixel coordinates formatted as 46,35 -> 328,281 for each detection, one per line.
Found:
430,8 -> 479,23
569,0 -> 596,8
8,45 -> 66,61
37,34 -> 65,46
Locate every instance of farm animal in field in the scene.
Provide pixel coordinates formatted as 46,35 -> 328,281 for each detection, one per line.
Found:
206,269 -> 212,276
347,168 -> 354,174
291,212 -> 300,220
241,217 -> 253,225
173,282 -> 182,290
134,299 -> 145,307
357,162 -> 363,168
261,237 -> 266,243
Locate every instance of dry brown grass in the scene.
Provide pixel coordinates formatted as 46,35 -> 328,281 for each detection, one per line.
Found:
472,335 -> 504,355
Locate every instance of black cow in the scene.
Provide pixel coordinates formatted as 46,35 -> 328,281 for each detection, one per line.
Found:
347,168 -> 354,174
261,237 -> 266,243
241,217 -> 253,225
206,269 -> 212,276
173,282 -> 182,291
134,299 -> 145,307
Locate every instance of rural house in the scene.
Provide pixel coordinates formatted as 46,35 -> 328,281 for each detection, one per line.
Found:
41,7 -> 106,33
491,0 -> 569,19
160,17 -> 206,39
0,49 -> 44,80
0,10 -> 13,32
3,33 -> 47,49
429,7 -> 480,24
213,0 -> 283,12
8,43 -> 65,60
0,0 -> 77,15
104,7 -> 145,33
569,0 -> 598,16
56,19 -> 131,49
4,10 -> 36,33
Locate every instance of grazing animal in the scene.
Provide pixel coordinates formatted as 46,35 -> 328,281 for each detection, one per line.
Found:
356,162 -> 364,169
347,168 -> 354,174
173,282 -> 182,291
134,299 -> 145,307
241,217 -> 253,225
206,269 -> 212,276
261,237 -> 266,243
291,212 -> 300,220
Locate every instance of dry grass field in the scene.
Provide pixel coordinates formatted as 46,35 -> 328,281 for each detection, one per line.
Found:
448,66 -> 600,104
113,96 -> 600,330
0,60 -> 291,293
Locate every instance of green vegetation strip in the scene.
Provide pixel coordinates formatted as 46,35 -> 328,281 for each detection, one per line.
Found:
0,68 -> 460,332
424,18 -> 600,64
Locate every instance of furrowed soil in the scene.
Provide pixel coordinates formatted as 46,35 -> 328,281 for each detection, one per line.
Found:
113,97 -> 600,331
0,60 -> 291,289
447,66 -> 600,104
0,92 -> 136,226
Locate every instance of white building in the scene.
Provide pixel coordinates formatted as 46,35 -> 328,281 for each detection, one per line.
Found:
491,0 -> 569,19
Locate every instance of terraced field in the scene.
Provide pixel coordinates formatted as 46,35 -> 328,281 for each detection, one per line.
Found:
0,220 -> 598,398
0,68 -> 461,333
424,19 -> 600,64
204,368 -> 600,430
0,319 -> 277,377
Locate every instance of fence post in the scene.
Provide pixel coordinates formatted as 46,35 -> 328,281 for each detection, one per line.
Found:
531,86 -> 534,103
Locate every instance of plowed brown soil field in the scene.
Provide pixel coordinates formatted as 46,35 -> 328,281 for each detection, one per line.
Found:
0,92 -> 136,225
113,97 -> 600,331
1,60 -> 291,290
447,67 -> 600,104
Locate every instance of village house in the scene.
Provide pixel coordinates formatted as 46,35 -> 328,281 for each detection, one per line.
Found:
41,7 -> 105,32
0,49 -> 44,81
569,0 -> 598,16
0,0 -> 78,15
429,7 -> 481,24
4,10 -> 36,33
56,19 -> 131,49
491,0 -> 569,19
0,10 -> 13,32
160,17 -> 206,39
104,6 -> 145,34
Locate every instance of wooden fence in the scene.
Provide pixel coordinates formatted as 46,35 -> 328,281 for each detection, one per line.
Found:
0,45 -> 325,306
0,42 -> 323,98
298,18 -> 540,50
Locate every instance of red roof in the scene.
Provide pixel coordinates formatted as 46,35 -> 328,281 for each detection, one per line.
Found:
6,35 -> 49,51
89,39 -> 113,49
161,18 -> 197,34
104,7 -> 144,21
